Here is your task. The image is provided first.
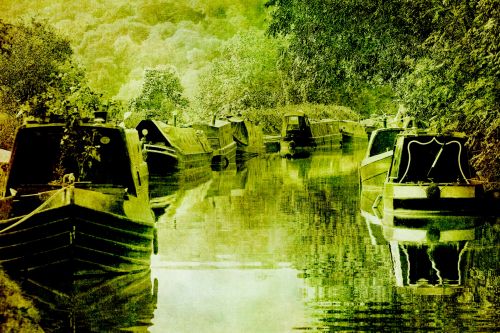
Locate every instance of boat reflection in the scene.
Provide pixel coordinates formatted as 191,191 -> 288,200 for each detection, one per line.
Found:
12,271 -> 157,332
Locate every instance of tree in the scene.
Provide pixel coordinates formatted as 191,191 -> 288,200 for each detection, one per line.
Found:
0,19 -> 122,151
266,0 -> 499,185
396,0 -> 499,184
131,66 -> 189,123
0,19 -> 73,110
0,19 -> 73,149
196,29 -> 285,118
265,0 -> 433,108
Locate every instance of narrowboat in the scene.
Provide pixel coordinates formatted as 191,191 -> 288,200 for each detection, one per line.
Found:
337,120 -> 368,145
228,116 -> 265,162
136,119 -> 213,176
359,127 -> 405,223
279,111 -> 342,158
359,117 -> 424,222
0,114 -> 156,277
191,119 -> 237,169
376,130 -> 493,240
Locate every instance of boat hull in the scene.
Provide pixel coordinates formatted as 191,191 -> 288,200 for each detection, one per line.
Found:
211,141 -> 237,169
279,133 -> 341,158
382,183 -> 492,230
0,189 -> 155,277
145,146 -> 213,176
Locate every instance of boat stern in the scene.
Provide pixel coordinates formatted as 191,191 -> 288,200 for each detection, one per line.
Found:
383,182 -> 491,229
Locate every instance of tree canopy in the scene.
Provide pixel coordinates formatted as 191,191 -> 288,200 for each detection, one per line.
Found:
266,0 -> 499,184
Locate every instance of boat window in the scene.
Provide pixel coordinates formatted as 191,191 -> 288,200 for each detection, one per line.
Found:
397,137 -> 472,183
286,116 -> 301,130
7,126 -> 136,194
369,129 -> 403,156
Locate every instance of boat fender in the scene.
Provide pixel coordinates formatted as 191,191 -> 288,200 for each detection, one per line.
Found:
427,227 -> 440,242
426,183 -> 441,200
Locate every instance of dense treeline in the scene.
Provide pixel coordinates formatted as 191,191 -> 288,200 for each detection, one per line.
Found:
266,0 -> 499,185
0,19 -> 121,149
0,0 -> 498,185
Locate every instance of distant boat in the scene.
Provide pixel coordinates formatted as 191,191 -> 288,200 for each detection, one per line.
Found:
279,111 -> 342,158
0,115 -> 156,277
337,120 -> 368,145
191,119 -> 237,169
263,134 -> 280,153
376,130 -> 494,241
136,119 -> 213,176
227,116 -> 265,162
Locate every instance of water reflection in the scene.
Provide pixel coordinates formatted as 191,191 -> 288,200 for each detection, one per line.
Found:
148,148 -> 498,332
12,271 -> 157,332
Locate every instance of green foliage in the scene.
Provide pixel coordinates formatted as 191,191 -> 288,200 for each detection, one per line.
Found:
0,0 -> 270,100
0,19 -> 75,148
0,19 -> 73,105
267,0 -> 499,185
265,0 -> 431,107
131,67 -> 189,123
197,29 -> 285,117
0,270 -> 43,332
397,0 -> 499,185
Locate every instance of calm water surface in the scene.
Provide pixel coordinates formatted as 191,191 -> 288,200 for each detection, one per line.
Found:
23,147 -> 500,332
147,147 -> 499,333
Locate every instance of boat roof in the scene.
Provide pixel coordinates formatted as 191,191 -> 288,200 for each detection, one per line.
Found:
283,111 -> 306,117
137,119 -> 212,154
396,129 -> 467,139
192,119 -> 231,129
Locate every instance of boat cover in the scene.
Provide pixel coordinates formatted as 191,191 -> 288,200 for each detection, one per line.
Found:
137,120 -> 212,155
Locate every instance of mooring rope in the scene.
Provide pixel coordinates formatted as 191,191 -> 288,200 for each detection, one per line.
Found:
0,186 -> 70,234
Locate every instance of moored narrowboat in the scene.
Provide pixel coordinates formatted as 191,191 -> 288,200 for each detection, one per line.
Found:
136,119 -> 213,176
279,111 -> 342,158
228,116 -> 265,162
377,130 -> 493,239
0,115 -> 156,277
359,127 -> 405,222
191,119 -> 237,169
337,120 -> 368,145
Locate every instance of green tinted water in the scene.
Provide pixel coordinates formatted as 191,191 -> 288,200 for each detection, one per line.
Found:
148,148 -> 499,332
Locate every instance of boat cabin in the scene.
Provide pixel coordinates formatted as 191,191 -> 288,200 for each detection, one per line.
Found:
388,132 -> 473,184
280,112 -> 313,143
192,120 -> 234,151
5,122 -> 144,197
365,128 -> 404,159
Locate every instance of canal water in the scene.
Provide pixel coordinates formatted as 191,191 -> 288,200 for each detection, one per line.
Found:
21,147 -> 500,332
